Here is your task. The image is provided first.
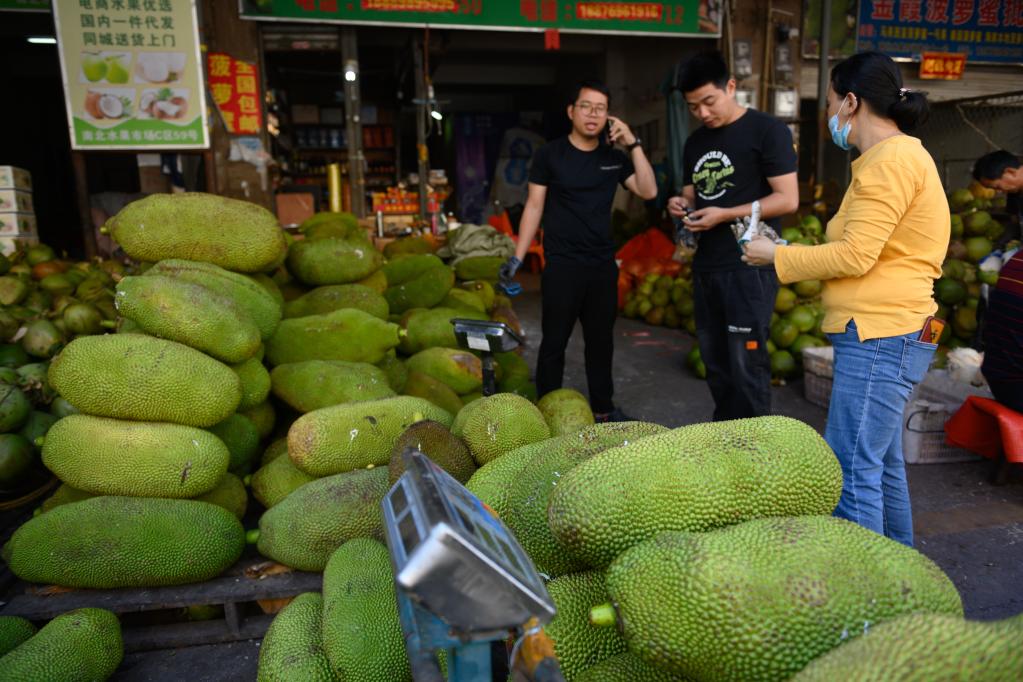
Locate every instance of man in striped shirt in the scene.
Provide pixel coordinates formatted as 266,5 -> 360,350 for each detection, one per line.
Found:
981,249 -> 1023,413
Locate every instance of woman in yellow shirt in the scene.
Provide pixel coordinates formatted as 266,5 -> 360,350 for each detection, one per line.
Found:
743,52 -> 948,547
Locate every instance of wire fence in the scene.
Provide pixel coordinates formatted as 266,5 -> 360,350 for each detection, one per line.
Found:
915,90 -> 1023,191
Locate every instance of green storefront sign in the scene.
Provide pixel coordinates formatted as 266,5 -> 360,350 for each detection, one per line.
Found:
239,0 -> 721,37
0,0 -> 50,11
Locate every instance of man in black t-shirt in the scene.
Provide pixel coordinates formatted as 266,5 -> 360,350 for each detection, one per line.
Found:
500,80 -> 657,421
667,51 -> 798,420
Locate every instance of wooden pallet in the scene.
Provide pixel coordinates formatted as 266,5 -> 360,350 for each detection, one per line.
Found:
0,554 -> 321,652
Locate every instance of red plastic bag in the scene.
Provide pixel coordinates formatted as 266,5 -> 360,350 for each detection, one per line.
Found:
616,228 -> 675,262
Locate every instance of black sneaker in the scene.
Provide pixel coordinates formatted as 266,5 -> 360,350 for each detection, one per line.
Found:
593,407 -> 636,423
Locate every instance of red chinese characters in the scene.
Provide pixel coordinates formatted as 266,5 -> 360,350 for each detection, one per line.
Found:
206,52 -> 263,135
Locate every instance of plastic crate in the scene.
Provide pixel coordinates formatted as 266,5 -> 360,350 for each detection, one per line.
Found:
802,346 -> 834,409
902,400 -> 981,464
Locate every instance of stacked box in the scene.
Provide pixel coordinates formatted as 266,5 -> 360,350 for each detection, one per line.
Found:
0,165 -> 38,256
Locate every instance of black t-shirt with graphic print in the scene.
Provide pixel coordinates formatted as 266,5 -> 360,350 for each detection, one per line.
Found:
530,136 -> 635,265
683,108 -> 797,272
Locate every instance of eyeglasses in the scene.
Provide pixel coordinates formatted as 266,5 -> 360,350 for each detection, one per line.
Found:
574,101 -> 608,115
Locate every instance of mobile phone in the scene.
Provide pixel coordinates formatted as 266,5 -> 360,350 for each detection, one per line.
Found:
918,316 -> 946,344
602,121 -> 612,146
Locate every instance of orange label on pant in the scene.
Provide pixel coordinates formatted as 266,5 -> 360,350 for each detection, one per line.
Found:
746,340 -> 758,350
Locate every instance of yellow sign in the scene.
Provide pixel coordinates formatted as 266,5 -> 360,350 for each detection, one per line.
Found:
919,52 -> 967,81
52,0 -> 209,150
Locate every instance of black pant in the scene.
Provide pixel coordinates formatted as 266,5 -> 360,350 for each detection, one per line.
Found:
986,377 -> 1023,415
693,267 -> 778,421
536,259 -> 618,413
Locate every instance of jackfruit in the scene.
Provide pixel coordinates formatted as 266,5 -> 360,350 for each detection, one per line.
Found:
258,592 -> 338,682
271,360 -> 394,412
440,288 -> 486,313
0,616 -> 35,657
231,356 -> 272,411
381,254 -> 444,286
460,280 -> 495,310
257,467 -> 388,571
385,265 -> 455,314
104,192 -> 287,272
5,496 -> 245,588
115,275 -> 262,363
266,309 -> 401,366
241,400 -> 276,440
252,451 -> 316,508
461,391 -> 483,406
537,388 -> 595,436
195,472 -> 248,519
595,516 -> 963,681
287,238 -> 384,286
502,422 -> 667,577
398,306 -> 487,355
383,237 -> 434,259
0,608 -> 122,682
283,284 -> 389,320
402,370 -> 465,416
48,334 -> 242,427
406,347 -> 483,394
545,571 -> 627,679
454,256 -> 504,281
496,351 -> 531,390
42,414 -> 229,498
301,212 -> 367,243
145,259 -> 282,339
322,539 -> 411,681
378,351 -> 408,392
576,653 -> 688,681
288,396 -> 453,476
249,272 -> 286,306
357,269 -> 388,294
262,437 -> 289,465
791,612 -> 1023,681
547,416 -> 843,567
465,440 -> 546,519
40,483 -> 94,512
388,420 -> 476,484
209,413 -> 261,475
490,304 -> 523,337
454,393 -> 550,465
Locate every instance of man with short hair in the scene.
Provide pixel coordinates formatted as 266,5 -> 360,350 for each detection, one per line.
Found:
667,50 -> 799,421
973,150 -> 1022,228
500,80 -> 657,422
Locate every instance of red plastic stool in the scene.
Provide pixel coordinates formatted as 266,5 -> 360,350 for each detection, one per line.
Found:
945,396 -> 1023,484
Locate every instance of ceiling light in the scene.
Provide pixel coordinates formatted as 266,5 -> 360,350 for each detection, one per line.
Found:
430,109 -> 443,121
27,36 -> 56,44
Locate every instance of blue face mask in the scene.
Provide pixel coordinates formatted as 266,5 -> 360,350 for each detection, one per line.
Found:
828,99 -> 852,150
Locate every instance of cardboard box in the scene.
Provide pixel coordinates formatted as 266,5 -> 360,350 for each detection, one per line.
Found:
0,189 -> 33,213
0,166 -> 31,192
0,212 -> 37,236
0,235 -> 38,256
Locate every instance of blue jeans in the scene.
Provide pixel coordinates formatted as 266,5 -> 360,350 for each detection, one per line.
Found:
825,321 -> 935,547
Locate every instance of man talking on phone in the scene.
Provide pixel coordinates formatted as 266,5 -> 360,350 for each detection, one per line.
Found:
500,80 -> 657,422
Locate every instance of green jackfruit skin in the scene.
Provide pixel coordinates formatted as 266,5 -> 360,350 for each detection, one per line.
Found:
502,422 -> 667,577
388,420 -> 476,484
383,237 -> 434,259
461,391 -> 483,406
261,437 -> 289,466
248,272 -> 286,306
548,416 -> 844,568
0,616 -> 36,658
791,612 -> 1023,681
196,473 -> 248,519
357,269 -> 388,294
402,370 -> 465,416
545,571 -> 627,680
439,288 -> 486,313
537,388 -> 595,437
116,275 -> 262,363
385,265 -> 455,315
398,306 -> 487,355
605,517 -> 964,681
48,334 -> 241,427
299,211 -> 362,240
381,254 -> 444,286
257,468 -> 388,571
258,592 -> 339,682
0,608 -> 122,682
266,308 -> 401,366
405,347 -> 483,394
208,414 -> 261,475
454,256 -> 504,281
105,192 -> 287,273
322,539 -> 411,681
6,496 -> 245,588
576,653 -> 690,682
146,259 -> 282,339
455,393 -> 551,466
241,400 -> 276,440
271,360 -> 395,413
283,284 -> 389,320
460,280 -> 495,310
42,414 -> 230,498
287,237 -> 384,286
251,452 -> 317,508
231,356 -> 272,411
378,352 -> 408,392
288,396 -> 453,477
465,440 -> 546,519
41,482 -> 94,512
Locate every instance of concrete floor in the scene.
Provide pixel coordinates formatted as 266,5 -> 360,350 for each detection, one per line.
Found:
42,272 -> 1023,680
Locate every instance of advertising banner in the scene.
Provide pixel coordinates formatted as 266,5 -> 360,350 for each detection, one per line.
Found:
207,52 -> 264,135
